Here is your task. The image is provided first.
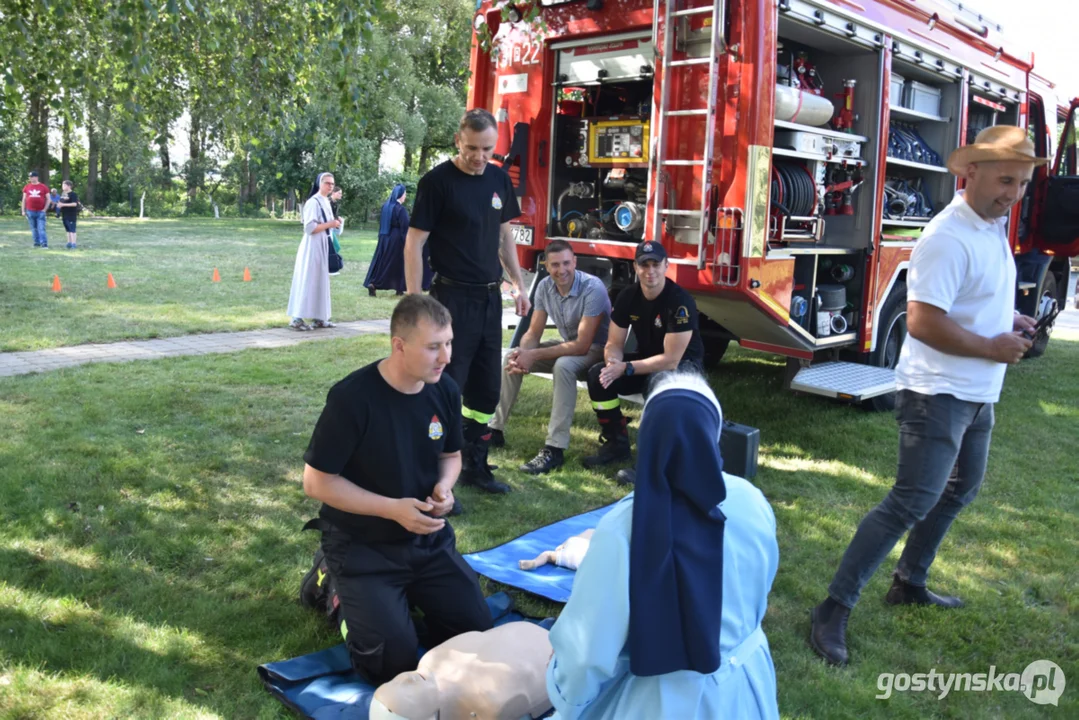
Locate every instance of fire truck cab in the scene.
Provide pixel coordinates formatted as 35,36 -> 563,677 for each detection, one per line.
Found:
469,0 -> 1079,407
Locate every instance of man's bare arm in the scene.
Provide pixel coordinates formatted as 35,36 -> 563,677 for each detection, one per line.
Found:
625,331 -> 693,374
436,451 -> 461,491
603,323 -> 629,364
302,464 -> 445,534
908,301 -> 1031,364
404,228 -> 431,294
498,222 -> 527,291
530,314 -> 604,361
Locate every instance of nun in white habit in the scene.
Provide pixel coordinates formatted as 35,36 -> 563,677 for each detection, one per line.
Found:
287,172 -> 340,330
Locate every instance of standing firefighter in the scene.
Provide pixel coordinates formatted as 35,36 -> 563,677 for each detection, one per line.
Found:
405,109 -> 531,498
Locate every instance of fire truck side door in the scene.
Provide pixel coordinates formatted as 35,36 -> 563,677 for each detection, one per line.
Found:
1035,97 -> 1079,257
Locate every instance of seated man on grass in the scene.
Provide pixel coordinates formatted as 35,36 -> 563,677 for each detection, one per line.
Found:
582,240 -> 705,469
489,240 -> 611,474
299,295 -> 492,685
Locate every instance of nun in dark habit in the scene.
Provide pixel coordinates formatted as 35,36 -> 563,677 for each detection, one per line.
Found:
364,184 -> 432,296
545,371 -> 780,720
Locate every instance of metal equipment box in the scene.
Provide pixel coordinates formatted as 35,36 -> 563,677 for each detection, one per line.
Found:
903,81 -> 942,116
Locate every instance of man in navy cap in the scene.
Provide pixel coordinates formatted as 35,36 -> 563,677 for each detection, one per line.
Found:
581,240 -> 705,468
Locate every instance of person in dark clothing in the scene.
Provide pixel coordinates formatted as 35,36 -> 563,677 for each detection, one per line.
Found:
403,109 -> 531,497
56,180 -> 80,249
299,295 -> 492,685
365,184 -> 432,296
582,240 -> 705,469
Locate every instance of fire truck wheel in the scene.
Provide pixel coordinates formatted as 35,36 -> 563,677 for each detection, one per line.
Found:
702,338 -> 731,370
700,314 -> 731,369
865,281 -> 907,412
1023,273 -> 1057,359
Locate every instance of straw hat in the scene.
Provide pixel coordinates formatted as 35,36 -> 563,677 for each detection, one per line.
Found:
946,125 -> 1048,176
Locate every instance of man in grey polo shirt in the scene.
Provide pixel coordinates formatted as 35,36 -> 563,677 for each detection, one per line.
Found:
489,240 -> 611,474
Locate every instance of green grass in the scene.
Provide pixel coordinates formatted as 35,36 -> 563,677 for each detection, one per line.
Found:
0,331 -> 1075,718
0,217 -> 399,351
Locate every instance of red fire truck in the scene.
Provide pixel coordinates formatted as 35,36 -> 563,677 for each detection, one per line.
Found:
470,0 -> 1079,407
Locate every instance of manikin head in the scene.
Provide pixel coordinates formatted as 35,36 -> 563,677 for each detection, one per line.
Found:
388,295 -> 453,385
370,671 -> 440,720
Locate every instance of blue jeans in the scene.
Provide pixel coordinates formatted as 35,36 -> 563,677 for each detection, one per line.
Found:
26,210 -> 47,246
828,390 -> 994,609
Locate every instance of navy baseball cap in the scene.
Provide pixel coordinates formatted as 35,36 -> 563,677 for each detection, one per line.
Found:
28,170 -> 38,177
635,240 -> 667,263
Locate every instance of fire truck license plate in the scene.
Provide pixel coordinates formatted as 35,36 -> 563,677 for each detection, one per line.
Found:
512,225 -> 534,246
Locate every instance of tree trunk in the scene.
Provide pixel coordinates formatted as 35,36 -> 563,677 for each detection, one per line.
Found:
418,145 -> 433,175
403,144 -> 414,172
87,109 -> 99,207
62,113 -> 71,181
238,151 -> 249,211
27,89 -> 51,185
158,121 -> 171,188
247,161 -> 257,207
287,187 -> 296,212
187,110 -> 202,198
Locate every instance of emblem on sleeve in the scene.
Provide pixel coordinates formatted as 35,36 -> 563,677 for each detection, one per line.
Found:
675,305 -> 689,325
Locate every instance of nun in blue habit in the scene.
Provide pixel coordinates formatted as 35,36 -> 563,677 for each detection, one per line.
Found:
546,371 -> 780,720
364,184 -> 432,295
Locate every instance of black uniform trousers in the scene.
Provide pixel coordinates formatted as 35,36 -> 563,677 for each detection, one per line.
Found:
587,355 -> 703,435
430,279 -> 503,434
321,522 -> 493,685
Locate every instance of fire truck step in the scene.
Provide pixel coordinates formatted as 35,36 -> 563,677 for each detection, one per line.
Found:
789,362 -> 896,402
669,58 -> 712,67
662,160 -> 707,166
666,109 -> 709,116
671,6 -> 714,17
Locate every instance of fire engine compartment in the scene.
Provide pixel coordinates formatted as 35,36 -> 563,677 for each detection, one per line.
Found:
548,37 -> 654,244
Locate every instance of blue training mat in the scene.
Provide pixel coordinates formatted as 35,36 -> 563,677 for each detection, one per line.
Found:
259,593 -> 551,720
463,504 -> 615,603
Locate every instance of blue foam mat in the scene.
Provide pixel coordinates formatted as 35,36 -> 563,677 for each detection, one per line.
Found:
259,593 -> 551,720
463,504 -> 615,603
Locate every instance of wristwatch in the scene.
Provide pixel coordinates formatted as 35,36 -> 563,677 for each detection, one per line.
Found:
625,362 -> 635,377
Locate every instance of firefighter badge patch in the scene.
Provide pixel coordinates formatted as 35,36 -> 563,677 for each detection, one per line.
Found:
428,415 -> 444,440
654,314 -> 663,328
491,193 -> 503,210
675,305 -> 689,325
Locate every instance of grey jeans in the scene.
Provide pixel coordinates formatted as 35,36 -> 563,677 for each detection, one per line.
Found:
828,390 -> 995,609
490,341 -> 604,450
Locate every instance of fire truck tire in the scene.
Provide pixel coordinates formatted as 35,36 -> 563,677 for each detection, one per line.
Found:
1023,273 -> 1057,359
865,281 -> 907,412
700,314 -> 731,369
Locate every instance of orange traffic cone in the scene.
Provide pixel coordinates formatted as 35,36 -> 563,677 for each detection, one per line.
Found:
52,275 -> 62,292
243,267 -> 252,282
212,268 -> 221,283
107,272 -> 117,289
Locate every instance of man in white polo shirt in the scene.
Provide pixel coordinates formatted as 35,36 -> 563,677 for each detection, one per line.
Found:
489,240 -> 611,474
810,126 -> 1043,667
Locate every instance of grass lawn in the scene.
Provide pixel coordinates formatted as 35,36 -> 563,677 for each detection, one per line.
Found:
0,329 -> 1075,719
0,217 -> 397,352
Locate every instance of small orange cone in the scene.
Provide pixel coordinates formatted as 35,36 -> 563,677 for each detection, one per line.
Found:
243,267 -> 252,282
52,275 -> 62,292
212,268 -> 221,283
107,272 -> 117,289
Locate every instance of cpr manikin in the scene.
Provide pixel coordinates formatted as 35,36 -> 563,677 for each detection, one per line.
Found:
370,622 -> 553,720
518,529 -> 594,571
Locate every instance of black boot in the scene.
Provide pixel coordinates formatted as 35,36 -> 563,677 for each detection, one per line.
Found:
582,419 -> 631,468
520,446 -> 564,475
809,597 -> 851,666
460,435 -> 511,494
885,575 -> 964,608
615,468 -> 636,485
367,287 -> 376,297
488,428 -> 506,448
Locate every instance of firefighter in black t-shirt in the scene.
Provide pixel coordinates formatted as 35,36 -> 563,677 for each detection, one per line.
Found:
404,109 -> 531,496
582,240 -> 705,468
299,295 -> 493,685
